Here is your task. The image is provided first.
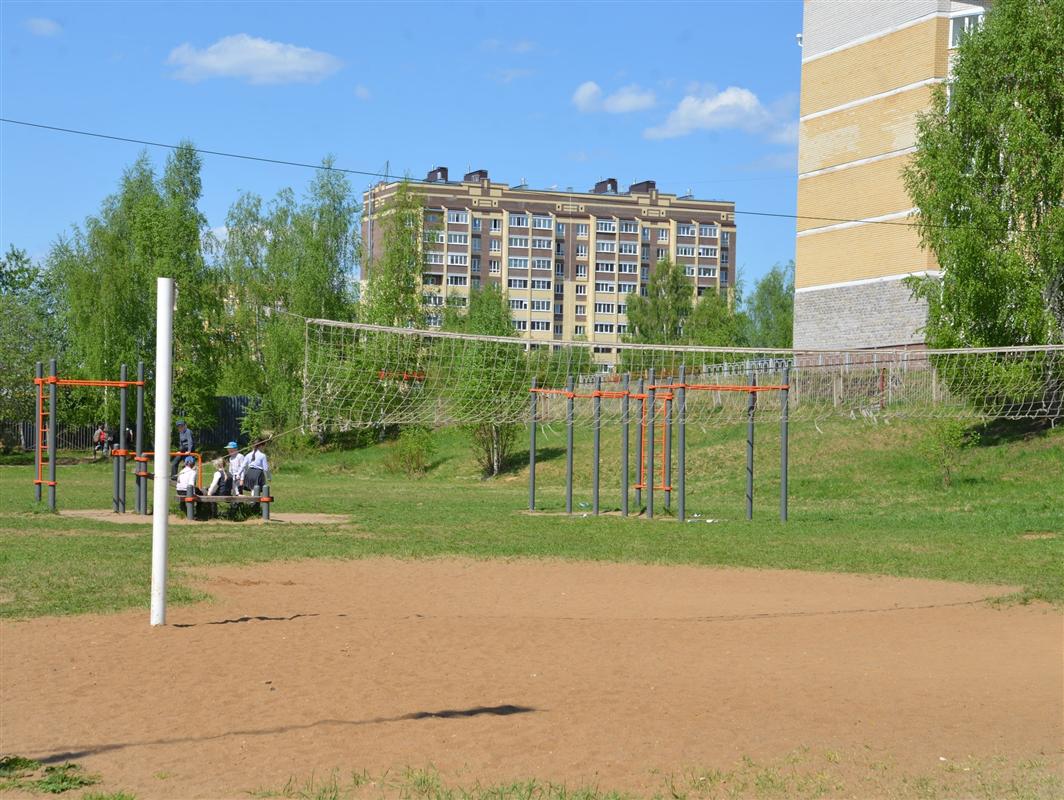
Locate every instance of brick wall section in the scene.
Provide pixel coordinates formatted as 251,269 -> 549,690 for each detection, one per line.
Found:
797,153 -> 914,232
793,278 -> 929,349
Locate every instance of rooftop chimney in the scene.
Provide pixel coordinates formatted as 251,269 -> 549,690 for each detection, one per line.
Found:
426,166 -> 449,183
592,178 -> 618,195
463,168 -> 489,182
629,179 -> 657,194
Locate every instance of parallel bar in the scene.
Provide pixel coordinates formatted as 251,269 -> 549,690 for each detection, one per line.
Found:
592,375 -> 601,515
635,377 -> 644,509
119,364 -> 127,513
529,377 -> 537,513
781,366 -> 790,522
647,369 -> 656,520
34,362 -> 43,504
678,365 -> 686,523
746,371 -> 756,521
136,362 -> 146,515
620,373 -> 629,517
565,375 -> 574,515
47,359 -> 57,512
664,376 -> 672,511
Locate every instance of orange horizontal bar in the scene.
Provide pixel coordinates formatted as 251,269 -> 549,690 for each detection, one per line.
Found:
33,377 -> 144,388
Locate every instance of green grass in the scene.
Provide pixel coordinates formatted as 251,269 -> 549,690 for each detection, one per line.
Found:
0,757 -> 100,795
0,418 -> 1061,619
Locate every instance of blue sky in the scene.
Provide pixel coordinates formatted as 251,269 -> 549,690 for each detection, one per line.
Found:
1,0 -> 804,286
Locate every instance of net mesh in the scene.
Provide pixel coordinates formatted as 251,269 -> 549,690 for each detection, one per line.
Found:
302,319 -> 1064,430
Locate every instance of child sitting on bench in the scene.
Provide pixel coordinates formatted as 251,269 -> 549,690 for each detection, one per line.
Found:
176,456 -> 202,501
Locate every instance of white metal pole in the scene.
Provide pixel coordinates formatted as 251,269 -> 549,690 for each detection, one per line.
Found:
150,277 -> 175,626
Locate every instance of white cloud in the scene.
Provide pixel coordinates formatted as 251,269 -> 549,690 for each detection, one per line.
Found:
167,34 -> 342,85
354,84 -> 372,100
572,81 -> 656,114
768,121 -> 798,145
25,17 -> 61,36
644,86 -> 774,139
572,81 -> 603,112
494,67 -> 534,84
602,84 -> 656,113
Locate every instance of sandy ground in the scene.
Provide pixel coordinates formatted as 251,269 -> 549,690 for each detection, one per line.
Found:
1,558 -> 1061,798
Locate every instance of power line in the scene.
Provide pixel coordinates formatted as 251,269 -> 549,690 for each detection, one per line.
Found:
0,116 -> 1025,234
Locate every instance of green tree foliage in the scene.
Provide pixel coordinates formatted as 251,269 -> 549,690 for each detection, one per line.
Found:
904,0 -> 1064,347
443,285 -> 525,476
624,259 -> 693,345
46,145 -> 221,426
746,260 -> 794,348
219,158 -> 359,435
686,287 -> 751,348
363,180 -> 426,328
0,247 -> 60,432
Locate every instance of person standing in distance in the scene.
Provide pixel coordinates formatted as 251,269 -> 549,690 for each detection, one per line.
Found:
243,442 -> 269,496
225,442 -> 246,494
171,419 -> 193,477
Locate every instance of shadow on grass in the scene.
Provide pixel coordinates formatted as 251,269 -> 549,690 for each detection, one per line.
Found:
499,447 -> 565,476
973,417 -> 1053,447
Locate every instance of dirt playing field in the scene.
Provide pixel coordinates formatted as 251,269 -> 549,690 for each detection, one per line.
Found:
2,558 -> 1062,798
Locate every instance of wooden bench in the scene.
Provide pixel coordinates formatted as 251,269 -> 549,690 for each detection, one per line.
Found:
179,487 -> 273,521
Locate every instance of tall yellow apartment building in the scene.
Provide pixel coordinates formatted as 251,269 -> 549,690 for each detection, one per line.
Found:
794,0 -> 987,349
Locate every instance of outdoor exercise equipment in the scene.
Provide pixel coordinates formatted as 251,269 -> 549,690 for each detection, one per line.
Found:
528,366 -> 791,522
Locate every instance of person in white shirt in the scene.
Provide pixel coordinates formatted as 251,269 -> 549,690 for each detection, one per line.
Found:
207,458 -> 233,496
175,456 -> 200,500
225,442 -> 246,493
243,443 -> 269,496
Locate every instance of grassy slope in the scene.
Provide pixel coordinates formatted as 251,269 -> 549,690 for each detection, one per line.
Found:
0,418 -> 1061,618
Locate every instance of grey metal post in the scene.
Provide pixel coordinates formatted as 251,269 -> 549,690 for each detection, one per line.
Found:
678,365 -> 686,523
646,368 -> 656,520
565,375 -> 574,514
635,377 -> 644,508
592,375 -> 601,515
746,371 -> 756,521
620,373 -> 629,516
529,377 -> 537,512
781,365 -> 790,522
262,485 -> 271,521
35,362 -> 43,504
136,362 -> 146,515
664,376 -> 673,511
118,363 -> 128,513
48,359 -> 57,512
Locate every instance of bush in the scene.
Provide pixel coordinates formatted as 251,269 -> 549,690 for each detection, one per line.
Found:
383,426 -> 435,477
921,419 -> 978,488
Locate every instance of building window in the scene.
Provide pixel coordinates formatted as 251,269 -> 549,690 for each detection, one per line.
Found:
576,223 -> 589,238
618,262 -> 637,274
509,213 -> 528,227
595,261 -> 615,273
699,246 -> 717,257
685,266 -> 696,277
508,278 -> 528,289
698,267 -> 717,277
427,314 -> 442,327
423,274 -> 442,286
656,248 -> 667,260
554,303 -> 563,314
720,268 -> 729,283
575,284 -> 587,296
425,212 -> 441,225
575,304 -> 586,315
554,324 -> 563,335
574,325 -> 586,335
722,231 -> 731,245
620,221 -> 638,233
532,258 -> 552,270
447,274 -> 468,286
596,241 -> 616,253
513,320 -> 528,331
489,240 -> 501,253
531,320 -> 551,331
658,229 -> 669,242
509,236 -> 529,248
423,293 -> 443,306
677,224 -> 695,237
951,12 -> 984,47
532,237 -> 552,249
641,244 -> 650,260
699,224 -> 718,238
596,220 -> 616,233
447,210 -> 468,224
425,252 -> 445,265
576,244 -> 588,257
490,218 -> 502,231
472,277 -> 481,289
556,222 -> 566,237
594,323 -> 615,333
448,232 -> 468,245
489,259 -> 501,274
532,215 -> 552,229
618,282 -> 636,294
424,230 -> 445,244
641,227 -> 651,241
618,242 -> 637,255
721,250 -> 730,265
555,261 -> 565,276
594,282 -> 615,293
576,264 -> 588,278
509,299 -> 528,310
509,257 -> 529,269
448,254 -> 467,266
618,303 -> 627,315
472,217 -> 482,232
641,266 -> 649,280
471,238 -> 481,252
595,303 -> 615,314
471,256 -> 481,272
677,245 -> 695,257
531,279 -> 552,290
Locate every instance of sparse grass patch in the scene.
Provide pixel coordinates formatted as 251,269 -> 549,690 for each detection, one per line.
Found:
0,757 -> 100,794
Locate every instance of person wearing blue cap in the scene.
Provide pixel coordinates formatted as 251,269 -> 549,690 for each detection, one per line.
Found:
225,441 -> 247,493
171,419 -> 194,477
175,454 -> 201,501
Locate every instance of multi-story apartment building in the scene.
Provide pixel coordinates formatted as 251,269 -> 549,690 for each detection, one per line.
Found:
793,0 -> 988,349
362,168 -> 736,369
